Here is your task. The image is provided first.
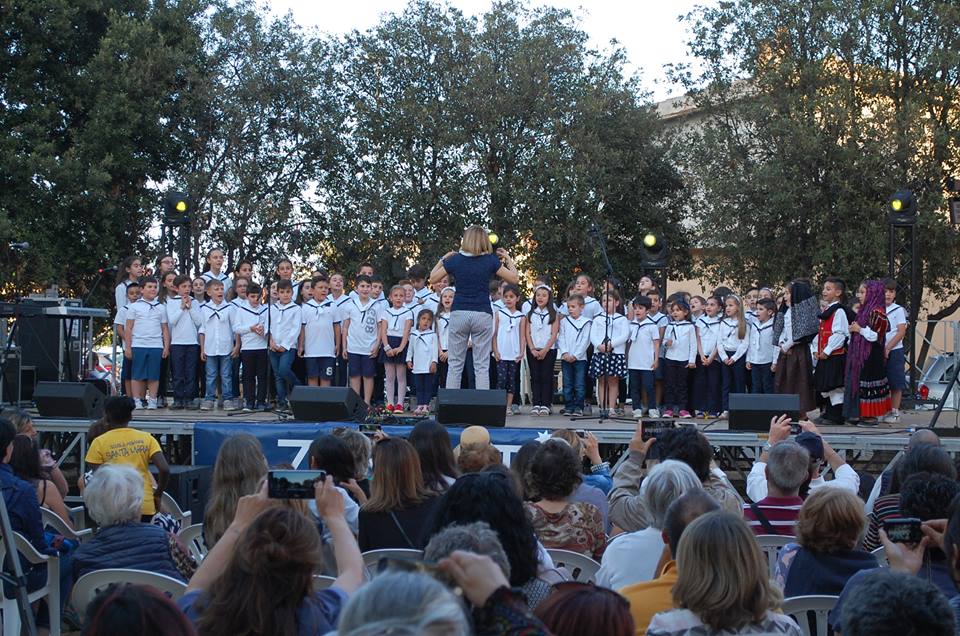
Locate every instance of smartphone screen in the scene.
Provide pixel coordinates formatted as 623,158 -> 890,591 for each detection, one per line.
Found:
267,470 -> 326,499
883,517 -> 922,543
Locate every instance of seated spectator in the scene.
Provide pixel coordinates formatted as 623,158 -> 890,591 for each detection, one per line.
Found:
597,460 -> 702,589
408,419 -> 459,492
647,512 -> 802,636
863,444 -> 956,551
840,569 -> 954,636
331,426 -> 373,497
358,437 -> 442,551
511,440 -> 541,501
775,488 -> 877,596
535,581 -> 635,636
6,408 -> 69,496
202,433 -> 267,548
178,477 -> 363,635
428,471 -> 558,609
74,464 -> 194,581
524,439 -> 605,561
457,442 -> 502,473
743,439 -> 809,536
85,396 -> 169,521
551,429 -> 613,494
747,417 -> 859,503
81,583 -> 196,636
9,434 -> 75,528
621,491 -> 720,635
308,433 -> 366,504
424,521 -> 512,583
864,428 -> 940,513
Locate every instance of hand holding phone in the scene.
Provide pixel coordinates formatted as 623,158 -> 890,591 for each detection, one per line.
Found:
267,469 -> 327,499
884,518 -> 923,544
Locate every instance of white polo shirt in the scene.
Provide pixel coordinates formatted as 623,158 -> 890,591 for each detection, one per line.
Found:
127,299 -> 167,348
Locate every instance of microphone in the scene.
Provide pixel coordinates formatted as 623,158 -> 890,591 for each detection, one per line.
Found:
99,265 -> 119,274
8,242 -> 29,250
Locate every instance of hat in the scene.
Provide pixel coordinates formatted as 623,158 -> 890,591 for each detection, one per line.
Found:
795,431 -> 824,461
454,425 -> 491,458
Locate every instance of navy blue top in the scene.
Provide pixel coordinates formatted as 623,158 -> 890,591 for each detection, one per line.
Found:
178,587 -> 348,636
0,463 -> 52,556
443,253 -> 501,314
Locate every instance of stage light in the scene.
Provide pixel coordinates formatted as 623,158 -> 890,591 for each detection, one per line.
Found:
175,200 -> 187,212
164,191 -> 191,226
641,232 -> 668,268
888,189 -> 916,226
643,233 -> 657,248
488,232 -> 499,245
891,199 -> 903,212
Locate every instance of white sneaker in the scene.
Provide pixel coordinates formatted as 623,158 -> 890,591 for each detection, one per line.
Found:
146,398 -> 157,410
133,399 -> 144,410
648,408 -> 660,419
633,408 -> 645,419
879,410 -> 901,423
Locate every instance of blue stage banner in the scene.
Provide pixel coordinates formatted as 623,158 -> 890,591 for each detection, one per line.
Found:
193,421 -> 553,468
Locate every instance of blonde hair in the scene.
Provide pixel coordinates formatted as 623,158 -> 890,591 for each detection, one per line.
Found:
725,294 -> 747,339
460,225 -> 493,255
672,512 -> 782,631
796,488 -> 867,553
550,429 -> 584,457
204,434 -> 268,547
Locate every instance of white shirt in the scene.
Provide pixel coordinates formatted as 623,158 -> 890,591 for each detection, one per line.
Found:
746,460 -> 860,502
589,312 -> 629,354
113,304 -> 127,329
201,270 -> 232,295
558,295 -> 602,320
627,317 -> 660,370
495,308 -> 525,361
380,306 -> 414,339
595,527 -> 664,590
885,302 -> 907,351
268,302 -> 302,351
419,293 -> 440,319
327,293 -> 351,314
817,302 -> 850,356
649,311 -> 669,357
717,318 -> 749,362
778,308 -> 794,351
126,299 -> 167,348
413,287 -> 432,304
114,281 -> 136,323
198,300 -> 235,356
747,318 -> 777,365
406,329 -> 438,374
696,315 -> 722,358
343,297 -> 381,354
664,320 -> 698,364
301,299 -> 339,358
165,297 -> 202,346
557,315 -> 592,361
526,308 -> 556,350
233,304 -> 268,351
436,312 -> 452,351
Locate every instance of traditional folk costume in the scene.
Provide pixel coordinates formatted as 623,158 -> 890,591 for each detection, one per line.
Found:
773,281 -> 819,413
843,281 -> 892,421
813,301 -> 852,424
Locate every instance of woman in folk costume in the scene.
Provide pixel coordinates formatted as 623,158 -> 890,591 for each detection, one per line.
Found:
773,280 -> 820,415
843,280 -> 892,423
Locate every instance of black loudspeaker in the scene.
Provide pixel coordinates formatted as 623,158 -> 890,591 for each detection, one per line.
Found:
728,393 -> 801,431
436,389 -> 507,428
33,381 -> 104,419
150,464 -> 212,523
288,386 -> 369,421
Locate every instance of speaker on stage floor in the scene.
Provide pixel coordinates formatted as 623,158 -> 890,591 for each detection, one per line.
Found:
33,381 -> 104,419
288,386 -> 369,422
151,464 -> 212,523
436,389 -> 507,428
728,393 -> 801,431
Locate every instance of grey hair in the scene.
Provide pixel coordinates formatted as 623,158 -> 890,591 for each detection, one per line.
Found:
336,571 -> 469,636
767,441 -> 811,493
640,459 -> 703,529
423,521 -> 511,581
84,463 -> 144,526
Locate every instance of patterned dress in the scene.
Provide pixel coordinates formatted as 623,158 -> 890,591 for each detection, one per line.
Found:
857,309 -> 892,418
524,501 -> 606,562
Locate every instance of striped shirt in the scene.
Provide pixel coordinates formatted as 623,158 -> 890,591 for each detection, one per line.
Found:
743,496 -> 803,536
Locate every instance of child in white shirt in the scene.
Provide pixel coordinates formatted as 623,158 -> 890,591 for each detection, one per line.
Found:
166,275 -> 202,409
115,280 -> 140,398
694,296 -> 723,417
341,275 -> 380,405
199,280 -> 238,411
627,295 -> 661,418
747,298 -> 778,394
268,279 -> 303,409
124,277 -> 170,409
379,285 -> 414,413
558,295 -> 592,416
718,294 -> 749,413
662,300 -> 697,418
493,285 -> 526,414
525,285 -> 559,415
407,310 -> 439,415
300,277 -> 341,388
589,291 -> 629,416
201,247 -> 232,297
235,283 -> 269,411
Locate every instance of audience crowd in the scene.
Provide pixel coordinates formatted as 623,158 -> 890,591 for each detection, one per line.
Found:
2,398 -> 960,636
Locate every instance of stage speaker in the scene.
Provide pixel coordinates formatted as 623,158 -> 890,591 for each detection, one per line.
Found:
150,464 -> 212,523
33,381 -> 104,419
728,393 -> 800,432
288,386 -> 369,422
436,389 -> 507,428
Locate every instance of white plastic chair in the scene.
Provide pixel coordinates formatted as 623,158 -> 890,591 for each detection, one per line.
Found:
177,523 -> 208,563
545,548 -> 601,583
313,574 -> 337,590
71,568 -> 187,616
42,508 -> 93,544
0,531 -> 61,636
160,492 -> 192,526
755,534 -> 794,577
871,545 -> 887,567
361,548 -> 425,579
781,594 -> 839,636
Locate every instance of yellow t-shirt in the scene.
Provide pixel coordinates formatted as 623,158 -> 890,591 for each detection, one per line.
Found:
85,427 -> 163,516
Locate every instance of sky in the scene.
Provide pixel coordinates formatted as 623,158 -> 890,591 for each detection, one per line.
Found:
267,0 -> 713,101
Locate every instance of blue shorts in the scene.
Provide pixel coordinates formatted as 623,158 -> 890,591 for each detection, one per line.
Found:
348,353 -> 376,378
132,347 -> 163,381
305,356 -> 336,380
886,348 -> 907,390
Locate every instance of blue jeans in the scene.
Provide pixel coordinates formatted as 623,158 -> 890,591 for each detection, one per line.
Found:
629,369 -> 656,411
413,373 -> 435,406
751,363 -> 775,394
170,344 -> 199,401
204,355 -> 234,401
562,359 -> 587,410
270,349 -> 300,403
721,353 -> 747,410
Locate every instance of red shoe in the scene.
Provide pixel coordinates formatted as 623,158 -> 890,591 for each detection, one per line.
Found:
385,403 -> 396,413
392,403 -> 402,413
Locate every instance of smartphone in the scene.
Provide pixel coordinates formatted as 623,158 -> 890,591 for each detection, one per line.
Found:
575,429 -> 586,438
790,422 -> 802,435
883,517 -> 923,543
266,469 -> 326,499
